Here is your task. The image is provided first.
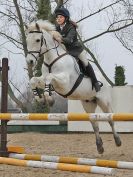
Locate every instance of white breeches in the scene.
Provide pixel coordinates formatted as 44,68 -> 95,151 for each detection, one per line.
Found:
78,50 -> 89,66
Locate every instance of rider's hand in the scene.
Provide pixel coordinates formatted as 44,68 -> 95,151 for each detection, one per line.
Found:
55,37 -> 63,43
52,31 -> 63,43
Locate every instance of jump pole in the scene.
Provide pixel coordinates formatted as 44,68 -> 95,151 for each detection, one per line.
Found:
0,156 -> 115,175
9,153 -> 133,170
0,58 -> 9,157
1,113 -> 133,121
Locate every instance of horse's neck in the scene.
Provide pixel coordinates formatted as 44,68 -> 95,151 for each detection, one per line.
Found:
44,40 -> 66,64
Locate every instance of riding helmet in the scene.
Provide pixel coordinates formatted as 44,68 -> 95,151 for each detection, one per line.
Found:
55,7 -> 70,18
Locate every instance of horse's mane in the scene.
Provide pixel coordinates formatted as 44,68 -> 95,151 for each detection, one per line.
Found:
28,20 -> 55,31
27,20 -> 62,42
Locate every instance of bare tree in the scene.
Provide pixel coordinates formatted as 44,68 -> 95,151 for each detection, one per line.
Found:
112,0 -> 133,54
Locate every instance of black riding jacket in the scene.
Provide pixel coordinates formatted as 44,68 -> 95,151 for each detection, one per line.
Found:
56,21 -> 84,57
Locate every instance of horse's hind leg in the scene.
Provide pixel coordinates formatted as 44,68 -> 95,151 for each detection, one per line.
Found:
108,120 -> 121,146
81,100 -> 104,154
97,98 -> 121,147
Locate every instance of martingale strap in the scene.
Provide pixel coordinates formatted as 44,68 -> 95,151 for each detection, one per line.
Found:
55,73 -> 84,98
43,53 -> 67,73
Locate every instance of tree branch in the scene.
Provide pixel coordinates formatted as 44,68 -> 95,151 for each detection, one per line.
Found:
0,10 -> 19,25
0,47 -> 24,56
13,0 -> 33,79
77,0 -> 122,23
83,19 -> 133,43
9,80 -> 31,103
115,32 -> 133,54
0,31 -> 22,45
13,0 -> 27,56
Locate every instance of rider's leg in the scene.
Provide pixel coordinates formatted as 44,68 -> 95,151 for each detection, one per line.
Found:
78,50 -> 101,92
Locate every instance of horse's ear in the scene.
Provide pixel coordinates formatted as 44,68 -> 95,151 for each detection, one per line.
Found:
36,23 -> 40,31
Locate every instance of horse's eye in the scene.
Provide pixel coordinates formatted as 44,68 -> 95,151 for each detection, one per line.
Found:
36,39 -> 40,42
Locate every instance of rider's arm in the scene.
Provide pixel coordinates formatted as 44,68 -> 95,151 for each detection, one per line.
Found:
62,26 -> 76,45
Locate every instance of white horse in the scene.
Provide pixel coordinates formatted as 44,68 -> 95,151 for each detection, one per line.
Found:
26,20 -> 121,154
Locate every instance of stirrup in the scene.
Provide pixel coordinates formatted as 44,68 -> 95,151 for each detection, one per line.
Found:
93,81 -> 103,92
97,81 -> 103,87
94,82 -> 100,92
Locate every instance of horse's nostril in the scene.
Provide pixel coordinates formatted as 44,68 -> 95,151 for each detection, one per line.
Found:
30,60 -> 33,64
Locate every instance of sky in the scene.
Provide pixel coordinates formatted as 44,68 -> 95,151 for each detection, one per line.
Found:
0,0 -> 133,95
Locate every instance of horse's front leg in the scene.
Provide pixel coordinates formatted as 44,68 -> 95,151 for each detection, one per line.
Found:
30,76 -> 46,103
46,72 -> 70,94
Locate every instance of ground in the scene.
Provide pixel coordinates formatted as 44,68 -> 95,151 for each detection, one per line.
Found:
0,133 -> 133,177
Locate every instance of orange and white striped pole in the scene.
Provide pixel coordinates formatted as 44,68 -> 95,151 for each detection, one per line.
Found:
9,153 -> 133,169
0,157 -> 115,175
0,113 -> 133,121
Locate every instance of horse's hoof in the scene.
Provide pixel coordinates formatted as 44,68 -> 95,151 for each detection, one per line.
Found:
47,97 -> 55,106
97,146 -> 104,154
114,136 -> 122,147
96,137 -> 104,154
42,102 -> 46,106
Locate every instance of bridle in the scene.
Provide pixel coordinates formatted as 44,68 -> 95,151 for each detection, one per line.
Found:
27,30 -> 60,61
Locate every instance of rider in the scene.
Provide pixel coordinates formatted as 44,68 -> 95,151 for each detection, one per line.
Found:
54,7 -> 102,92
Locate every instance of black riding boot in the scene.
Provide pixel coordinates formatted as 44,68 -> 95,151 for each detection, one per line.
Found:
85,63 -> 102,92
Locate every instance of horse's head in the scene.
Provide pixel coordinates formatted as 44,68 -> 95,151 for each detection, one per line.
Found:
26,22 -> 46,68
26,20 -> 61,68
